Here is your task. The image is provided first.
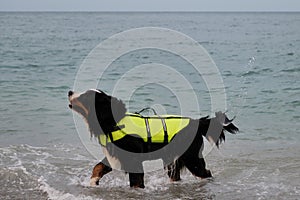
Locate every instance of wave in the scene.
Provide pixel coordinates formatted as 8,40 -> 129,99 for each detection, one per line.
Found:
241,68 -> 273,77
281,67 -> 300,73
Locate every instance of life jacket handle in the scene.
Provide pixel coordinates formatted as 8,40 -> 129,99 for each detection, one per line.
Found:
135,107 -> 158,116
135,107 -> 169,144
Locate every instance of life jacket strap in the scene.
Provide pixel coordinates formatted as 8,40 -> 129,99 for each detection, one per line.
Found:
111,124 -> 125,132
132,109 -> 170,143
144,118 -> 151,143
103,125 -> 126,146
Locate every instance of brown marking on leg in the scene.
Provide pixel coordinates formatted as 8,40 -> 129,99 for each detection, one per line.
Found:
90,161 -> 112,186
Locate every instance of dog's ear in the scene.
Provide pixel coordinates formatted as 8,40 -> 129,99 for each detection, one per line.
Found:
93,92 -> 127,133
110,96 -> 127,123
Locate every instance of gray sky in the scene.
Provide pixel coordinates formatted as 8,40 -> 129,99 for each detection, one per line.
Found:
0,0 -> 299,12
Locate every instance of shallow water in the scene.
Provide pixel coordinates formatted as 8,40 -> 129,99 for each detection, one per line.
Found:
0,12 -> 299,199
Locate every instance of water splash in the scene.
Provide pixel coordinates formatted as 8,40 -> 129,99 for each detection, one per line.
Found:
227,57 -> 256,118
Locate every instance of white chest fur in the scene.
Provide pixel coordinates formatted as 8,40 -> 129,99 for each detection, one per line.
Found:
102,147 -> 122,170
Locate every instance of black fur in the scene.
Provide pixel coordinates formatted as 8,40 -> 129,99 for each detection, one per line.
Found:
68,89 -> 239,188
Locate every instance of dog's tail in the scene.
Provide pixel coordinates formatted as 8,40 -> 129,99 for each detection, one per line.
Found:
199,111 -> 239,147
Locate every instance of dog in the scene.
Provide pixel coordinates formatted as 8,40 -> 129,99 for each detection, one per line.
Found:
68,89 -> 238,188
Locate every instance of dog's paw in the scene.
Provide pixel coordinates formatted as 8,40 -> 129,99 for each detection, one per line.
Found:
90,177 -> 100,186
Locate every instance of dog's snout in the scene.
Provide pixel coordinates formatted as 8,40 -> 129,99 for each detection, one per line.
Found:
68,91 -> 74,97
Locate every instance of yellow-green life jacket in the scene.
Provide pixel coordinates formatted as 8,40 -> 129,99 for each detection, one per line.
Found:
99,113 -> 190,146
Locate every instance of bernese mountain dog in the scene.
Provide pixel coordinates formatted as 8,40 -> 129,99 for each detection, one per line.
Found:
68,89 -> 238,188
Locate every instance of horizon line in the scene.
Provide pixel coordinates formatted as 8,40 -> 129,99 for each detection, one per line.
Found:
0,10 -> 299,13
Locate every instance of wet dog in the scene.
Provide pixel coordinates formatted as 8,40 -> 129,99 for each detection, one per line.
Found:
68,89 -> 238,188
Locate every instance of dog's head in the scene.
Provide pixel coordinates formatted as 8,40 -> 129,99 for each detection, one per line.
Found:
68,89 -> 127,136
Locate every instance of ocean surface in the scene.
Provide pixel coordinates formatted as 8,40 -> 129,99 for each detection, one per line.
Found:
0,12 -> 299,199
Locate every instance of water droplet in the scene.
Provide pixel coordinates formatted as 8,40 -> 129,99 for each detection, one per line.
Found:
248,57 -> 256,65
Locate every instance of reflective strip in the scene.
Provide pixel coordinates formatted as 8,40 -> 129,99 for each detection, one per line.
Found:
145,118 -> 151,143
161,118 -> 168,143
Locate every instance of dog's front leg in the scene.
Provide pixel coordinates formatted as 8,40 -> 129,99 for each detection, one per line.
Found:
127,161 -> 145,188
90,157 -> 112,186
129,173 -> 145,188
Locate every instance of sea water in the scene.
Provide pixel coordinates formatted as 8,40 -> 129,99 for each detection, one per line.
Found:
0,12 -> 299,199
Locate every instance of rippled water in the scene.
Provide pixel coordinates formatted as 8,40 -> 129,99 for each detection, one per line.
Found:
0,12 -> 299,199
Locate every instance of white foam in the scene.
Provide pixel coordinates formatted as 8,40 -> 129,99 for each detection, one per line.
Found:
38,176 -> 100,200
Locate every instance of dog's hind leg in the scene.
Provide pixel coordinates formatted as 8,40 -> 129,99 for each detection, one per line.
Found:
182,156 -> 212,179
90,157 -> 112,186
166,159 -> 184,181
